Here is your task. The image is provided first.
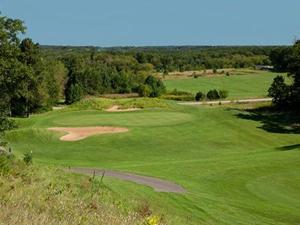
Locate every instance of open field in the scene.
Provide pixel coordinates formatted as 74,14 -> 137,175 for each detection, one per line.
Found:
164,70 -> 288,99
5,98 -> 300,225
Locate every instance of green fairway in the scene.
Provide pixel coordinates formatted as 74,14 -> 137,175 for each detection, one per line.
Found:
6,99 -> 300,225
164,71 -> 288,99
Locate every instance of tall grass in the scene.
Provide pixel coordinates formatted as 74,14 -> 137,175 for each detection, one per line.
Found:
0,155 -> 167,225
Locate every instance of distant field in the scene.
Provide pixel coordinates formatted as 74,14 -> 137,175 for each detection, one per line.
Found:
6,98 -> 300,225
164,70 -> 287,99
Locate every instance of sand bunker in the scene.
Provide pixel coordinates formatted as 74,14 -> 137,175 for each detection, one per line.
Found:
48,127 -> 129,141
106,105 -> 141,112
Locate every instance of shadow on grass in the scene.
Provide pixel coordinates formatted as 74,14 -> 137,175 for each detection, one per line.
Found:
233,106 -> 300,134
277,144 -> 300,151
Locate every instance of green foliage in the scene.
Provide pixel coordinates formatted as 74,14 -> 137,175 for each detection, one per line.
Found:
137,84 -> 151,97
206,89 -> 220,100
66,97 -> 170,111
0,14 -> 66,116
195,91 -> 205,101
268,41 -> 300,110
268,76 -> 290,108
219,90 -> 229,99
0,155 -> 11,174
23,152 -> 33,165
65,84 -> 84,104
144,75 -> 166,97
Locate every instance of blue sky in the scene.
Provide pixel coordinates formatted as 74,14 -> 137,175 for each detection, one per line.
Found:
1,0 -> 299,46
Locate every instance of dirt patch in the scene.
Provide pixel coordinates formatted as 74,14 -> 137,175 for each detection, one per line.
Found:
68,168 -> 186,193
106,105 -> 141,112
48,127 -> 129,141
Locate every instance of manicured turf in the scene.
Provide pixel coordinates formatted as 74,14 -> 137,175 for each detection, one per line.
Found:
6,99 -> 300,225
164,71 -> 288,99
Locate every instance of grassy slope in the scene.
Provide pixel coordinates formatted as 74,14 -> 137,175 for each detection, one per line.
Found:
5,99 -> 300,225
164,71 -> 288,99
0,158 -> 152,225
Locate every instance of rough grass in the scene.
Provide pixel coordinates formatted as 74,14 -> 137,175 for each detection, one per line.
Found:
0,155 -> 167,225
5,100 -> 300,225
164,70 -> 289,99
65,98 -> 171,112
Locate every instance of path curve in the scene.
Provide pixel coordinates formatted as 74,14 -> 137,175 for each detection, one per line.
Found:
178,98 -> 272,106
68,168 -> 186,193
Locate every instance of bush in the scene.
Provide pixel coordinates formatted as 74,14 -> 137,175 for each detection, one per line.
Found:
195,91 -> 205,101
162,95 -> 194,101
206,89 -> 220,100
137,84 -> 151,97
23,152 -> 33,165
219,90 -> 229,99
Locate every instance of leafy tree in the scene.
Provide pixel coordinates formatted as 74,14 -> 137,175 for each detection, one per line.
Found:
268,76 -> 290,108
207,89 -> 220,100
144,75 -> 166,97
65,84 -> 84,104
195,91 -> 205,101
268,41 -> 300,110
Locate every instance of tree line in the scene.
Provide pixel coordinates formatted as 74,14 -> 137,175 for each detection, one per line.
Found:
1,14 -> 294,119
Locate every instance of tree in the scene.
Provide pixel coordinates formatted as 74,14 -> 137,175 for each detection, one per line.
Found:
65,84 -> 84,104
195,91 -> 205,101
268,41 -> 300,110
207,89 -> 220,100
268,76 -> 290,108
144,75 -> 166,97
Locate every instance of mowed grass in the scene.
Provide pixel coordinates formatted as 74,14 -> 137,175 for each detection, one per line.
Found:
164,71 -> 288,99
6,99 -> 300,225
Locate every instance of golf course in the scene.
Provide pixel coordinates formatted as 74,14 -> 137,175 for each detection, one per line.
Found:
5,97 -> 300,224
164,70 -> 288,99
1,6 -> 300,224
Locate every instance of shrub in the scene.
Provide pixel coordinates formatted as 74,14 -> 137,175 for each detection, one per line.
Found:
23,152 -> 33,165
195,91 -> 205,101
137,84 -> 151,97
219,90 -> 229,99
0,155 -> 10,174
207,89 -> 220,100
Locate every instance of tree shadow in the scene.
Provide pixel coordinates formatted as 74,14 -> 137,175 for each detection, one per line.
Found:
277,144 -> 300,151
233,106 -> 300,134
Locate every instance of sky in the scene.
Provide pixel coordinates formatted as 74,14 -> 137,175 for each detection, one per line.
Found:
1,0 -> 300,47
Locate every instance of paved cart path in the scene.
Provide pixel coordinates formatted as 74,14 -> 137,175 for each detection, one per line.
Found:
69,168 -> 186,193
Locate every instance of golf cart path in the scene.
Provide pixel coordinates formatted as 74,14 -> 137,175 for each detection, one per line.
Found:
68,168 -> 186,193
179,98 -> 272,106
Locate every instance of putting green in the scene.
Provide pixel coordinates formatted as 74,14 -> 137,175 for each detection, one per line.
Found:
51,111 -> 194,127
